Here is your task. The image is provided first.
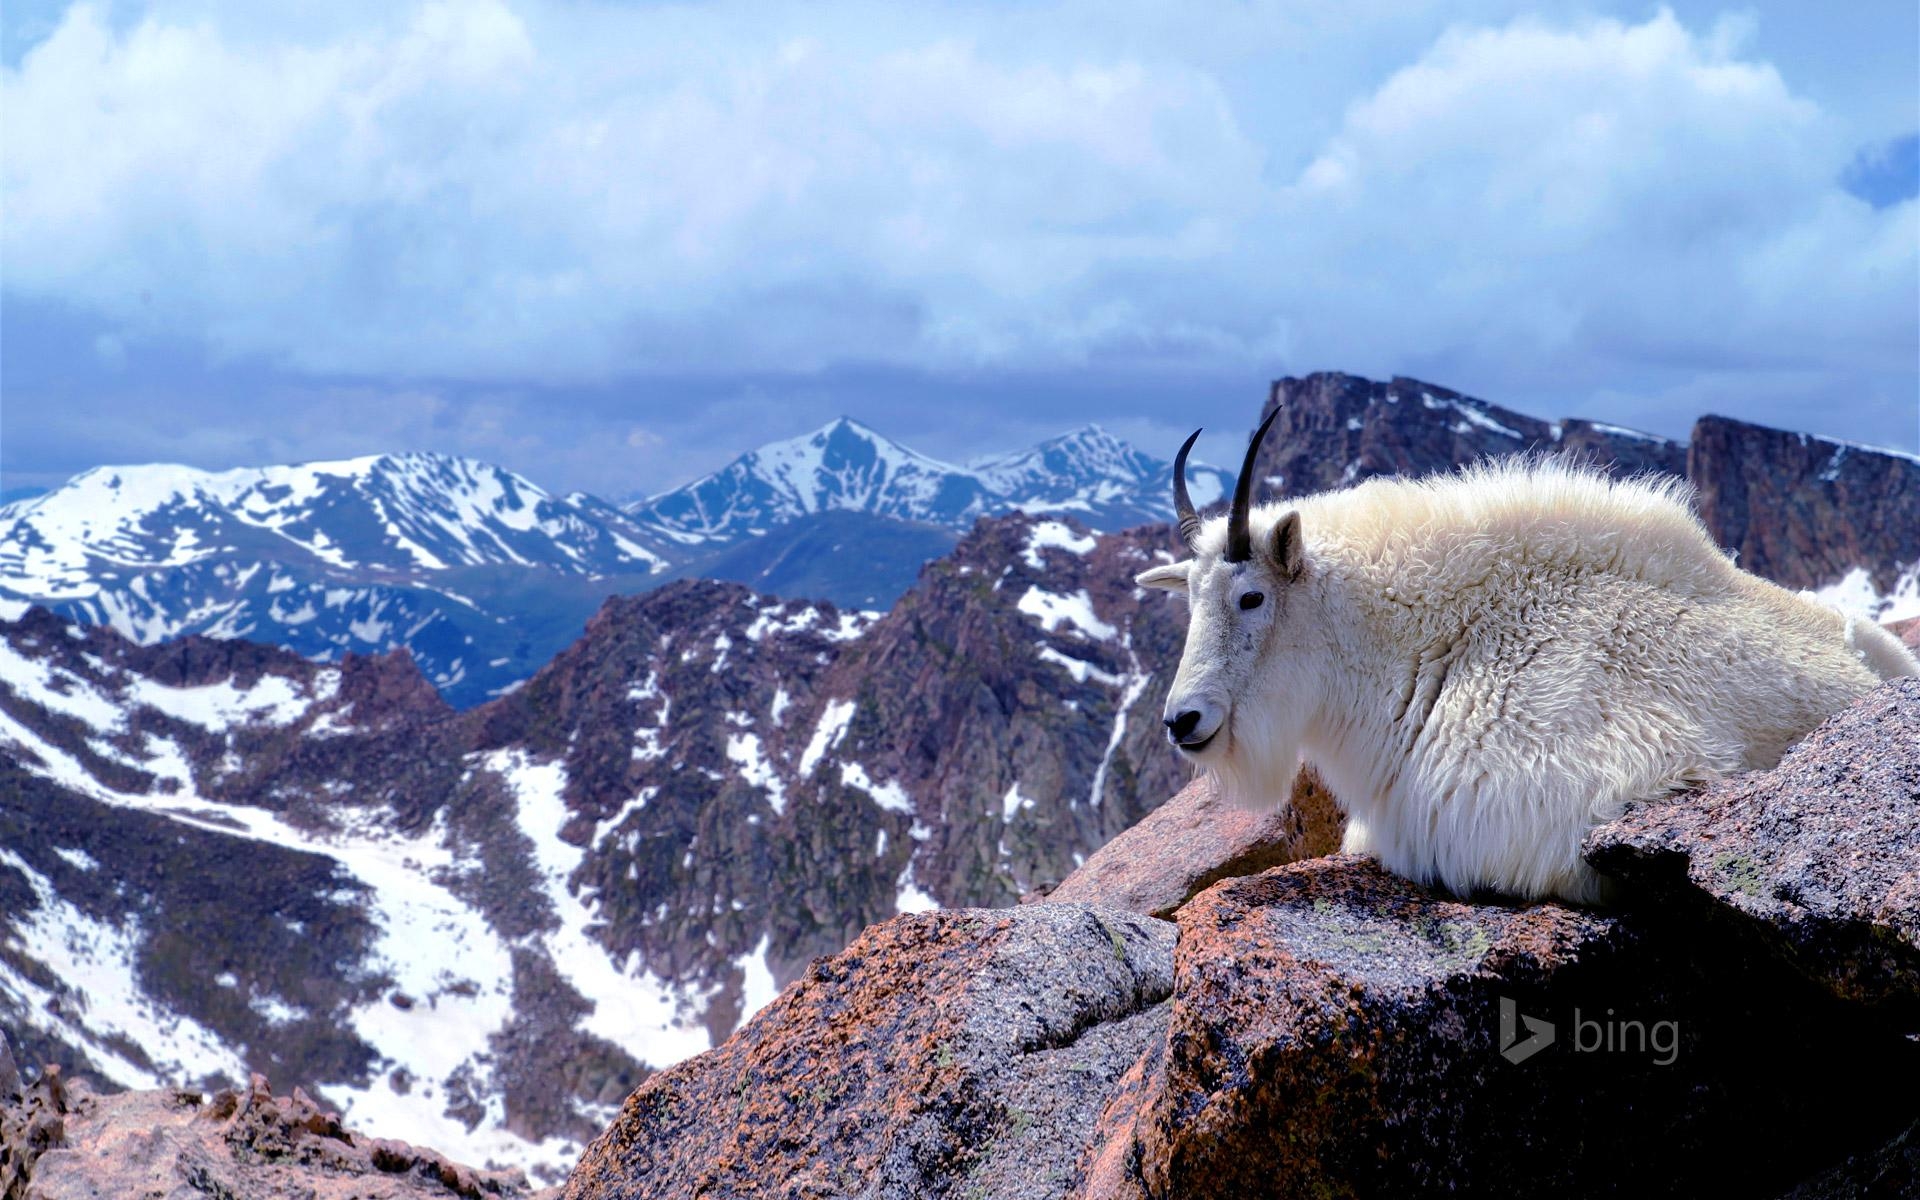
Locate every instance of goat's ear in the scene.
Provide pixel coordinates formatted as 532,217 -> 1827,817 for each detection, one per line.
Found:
1269,511 -> 1304,579
1135,561 -> 1191,591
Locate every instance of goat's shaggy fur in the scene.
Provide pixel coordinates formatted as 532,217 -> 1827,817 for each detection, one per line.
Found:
1143,458 -> 1918,903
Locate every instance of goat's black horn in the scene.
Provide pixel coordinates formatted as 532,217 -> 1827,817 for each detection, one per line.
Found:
1172,428 -> 1203,552
1225,408 -> 1281,563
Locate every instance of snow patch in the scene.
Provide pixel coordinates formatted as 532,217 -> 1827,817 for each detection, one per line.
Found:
1017,586 -> 1117,640
1022,521 -> 1098,569
727,732 -> 787,815
799,698 -> 855,777
1809,563 -> 1920,625
840,761 -> 912,814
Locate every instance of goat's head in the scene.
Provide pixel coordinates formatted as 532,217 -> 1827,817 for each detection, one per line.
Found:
1135,410 -> 1312,794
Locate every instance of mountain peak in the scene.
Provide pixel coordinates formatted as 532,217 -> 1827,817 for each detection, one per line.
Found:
817,415 -> 882,439
629,419 -> 1228,545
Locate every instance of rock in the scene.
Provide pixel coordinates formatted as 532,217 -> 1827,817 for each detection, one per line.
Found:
1778,1116 -> 1920,1199
1040,769 -> 1343,918
1,1064 -> 69,1200
565,854 -> 1920,1199
15,1070 -> 546,1200
1585,678 -> 1920,1014
1688,415 -> 1920,595
1246,374 -> 1916,612
1247,373 -> 1686,503
563,903 -> 1175,1200
1890,614 -> 1920,654
1087,855 -> 1920,1199
0,1030 -> 17,1103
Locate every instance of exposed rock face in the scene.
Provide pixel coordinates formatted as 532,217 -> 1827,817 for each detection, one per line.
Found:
5,375 -> 1914,1184
804,518 -> 1191,911
5,1070 -> 547,1200
1040,770 -> 1343,918
1689,415 -> 1920,595
1245,372 -> 1916,616
1247,373 -> 1686,499
564,904 -> 1175,1200
1586,678 -> 1920,1014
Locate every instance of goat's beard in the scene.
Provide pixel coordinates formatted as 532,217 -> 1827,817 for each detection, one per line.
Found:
1202,707 -> 1304,813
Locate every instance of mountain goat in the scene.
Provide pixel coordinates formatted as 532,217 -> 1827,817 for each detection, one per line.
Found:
1138,413 -> 1919,903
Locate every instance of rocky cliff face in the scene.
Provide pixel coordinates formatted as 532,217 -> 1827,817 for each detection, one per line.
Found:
1247,372 -> 1917,618
1688,414 -> 1920,597
1246,373 -> 1688,498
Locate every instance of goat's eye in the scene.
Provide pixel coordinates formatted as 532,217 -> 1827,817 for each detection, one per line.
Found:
1238,591 -> 1265,611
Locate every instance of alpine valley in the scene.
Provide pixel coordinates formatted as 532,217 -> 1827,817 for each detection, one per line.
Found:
2,373 -> 1917,1183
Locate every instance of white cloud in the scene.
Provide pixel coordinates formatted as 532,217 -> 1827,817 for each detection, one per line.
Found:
2,1 -> 1268,377
1270,10 -> 1915,385
2,0 -> 1913,438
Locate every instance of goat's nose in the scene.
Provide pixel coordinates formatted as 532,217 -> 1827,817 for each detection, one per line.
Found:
1165,710 -> 1202,740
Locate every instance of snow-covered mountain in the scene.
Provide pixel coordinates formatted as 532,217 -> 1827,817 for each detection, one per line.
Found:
1,428 -> 1221,706
0,510 -> 1192,1181
0,453 -> 675,706
627,417 -> 1231,546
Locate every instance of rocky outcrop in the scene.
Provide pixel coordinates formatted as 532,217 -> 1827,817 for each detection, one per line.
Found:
1039,769 -> 1343,918
1586,678 -> 1920,1014
564,904 -> 1175,1200
1090,857 -> 1911,1199
3,1068 -> 548,1200
566,681 -> 1920,1199
1781,1117 -> 1920,1199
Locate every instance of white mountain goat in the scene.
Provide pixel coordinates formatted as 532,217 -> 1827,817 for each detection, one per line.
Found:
1138,413 -> 1920,903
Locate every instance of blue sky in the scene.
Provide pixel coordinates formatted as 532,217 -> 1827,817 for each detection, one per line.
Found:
2,1 -> 1915,499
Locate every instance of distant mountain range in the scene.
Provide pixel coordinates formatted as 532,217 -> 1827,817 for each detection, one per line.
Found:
4,381 -> 1915,711
0,454 -> 675,707
0,421 -> 1229,705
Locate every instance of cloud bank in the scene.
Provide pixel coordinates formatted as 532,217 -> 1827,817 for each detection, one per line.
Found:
2,1 -> 1914,489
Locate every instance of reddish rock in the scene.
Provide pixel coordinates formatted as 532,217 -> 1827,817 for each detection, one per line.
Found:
1585,678 -> 1920,1014
563,904 -> 1175,1200
1247,373 -> 1685,503
1041,769 -> 1343,918
1890,615 -> 1920,654
10,1071 -> 546,1200
1689,416 -> 1920,595
1083,855 -> 1920,1199
1,1063 -> 67,1200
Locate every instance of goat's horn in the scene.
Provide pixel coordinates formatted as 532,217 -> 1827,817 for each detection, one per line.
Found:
1172,428 -> 1203,551
1225,408 -> 1281,563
